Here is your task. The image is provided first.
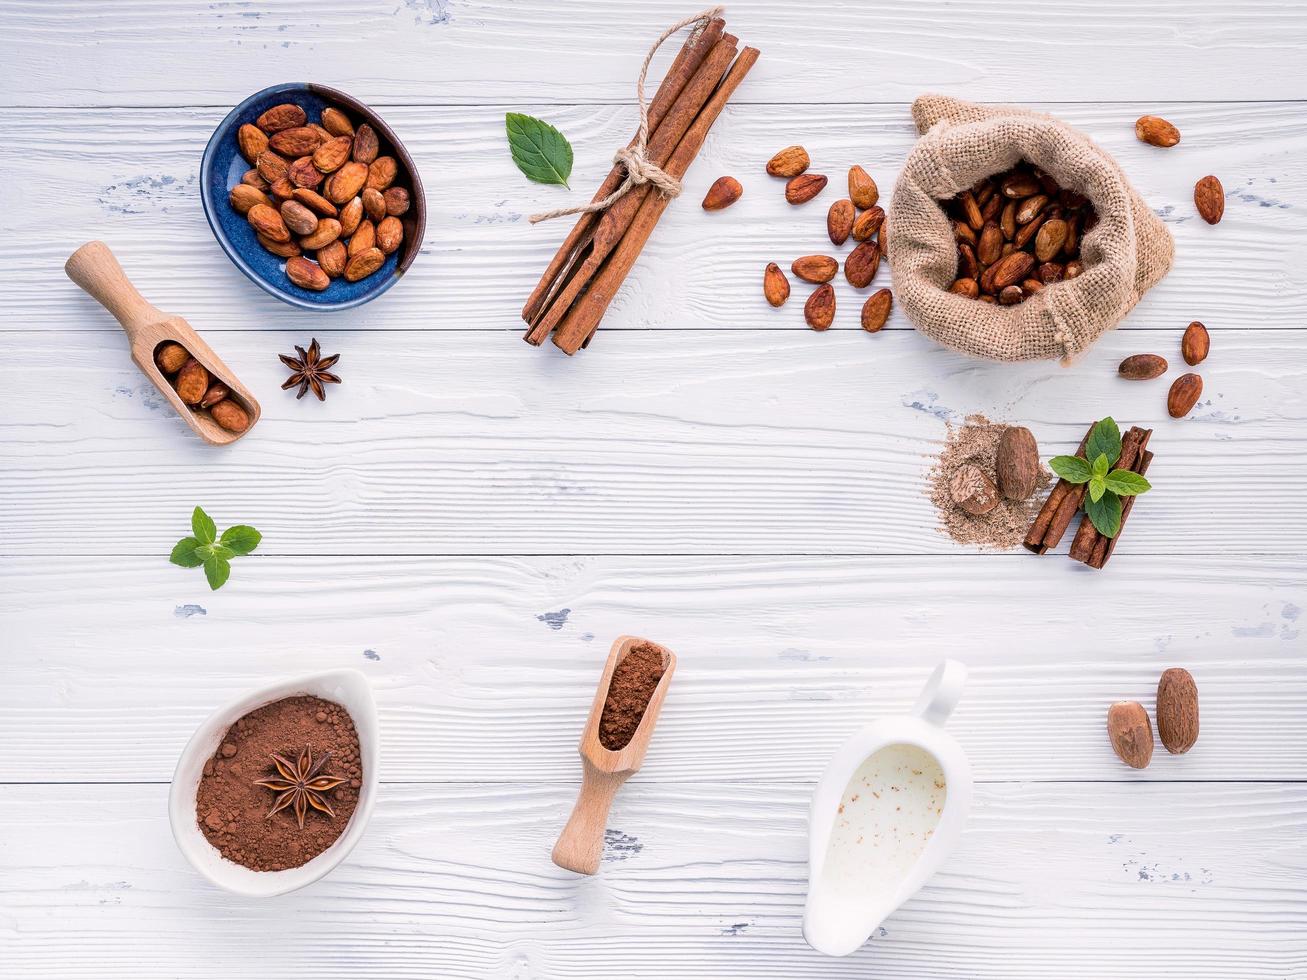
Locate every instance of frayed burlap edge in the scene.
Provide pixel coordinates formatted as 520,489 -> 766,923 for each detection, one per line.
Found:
886,95 -> 1174,363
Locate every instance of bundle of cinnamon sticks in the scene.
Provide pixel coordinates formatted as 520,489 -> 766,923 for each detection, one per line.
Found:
522,15 -> 759,355
1024,423 -> 1154,568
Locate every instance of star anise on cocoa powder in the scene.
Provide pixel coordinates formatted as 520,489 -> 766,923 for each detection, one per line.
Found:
254,747 -> 347,829
279,338 -> 341,401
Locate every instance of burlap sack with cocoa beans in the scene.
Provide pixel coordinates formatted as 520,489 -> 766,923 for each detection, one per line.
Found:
886,94 -> 1174,362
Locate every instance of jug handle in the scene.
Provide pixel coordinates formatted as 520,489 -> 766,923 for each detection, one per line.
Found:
912,659 -> 967,727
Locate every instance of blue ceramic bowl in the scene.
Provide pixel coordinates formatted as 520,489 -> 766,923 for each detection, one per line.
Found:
200,83 -> 426,311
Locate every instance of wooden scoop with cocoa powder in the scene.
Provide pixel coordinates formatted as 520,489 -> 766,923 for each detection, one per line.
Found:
65,241 -> 260,445
551,635 -> 676,875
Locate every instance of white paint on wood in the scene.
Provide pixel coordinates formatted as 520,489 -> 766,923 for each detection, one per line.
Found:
2,555 -> 1302,782
2,0 -> 1306,105
1,330 -> 1302,555
2,781 -> 1304,978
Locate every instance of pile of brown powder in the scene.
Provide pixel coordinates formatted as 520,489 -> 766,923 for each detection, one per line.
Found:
928,414 -> 1050,550
195,695 -> 362,872
599,642 -> 667,751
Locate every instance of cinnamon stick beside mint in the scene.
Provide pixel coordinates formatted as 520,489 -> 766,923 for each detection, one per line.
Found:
1023,422 -> 1095,554
553,46 -> 762,354
1068,427 -> 1151,564
1092,449 -> 1153,568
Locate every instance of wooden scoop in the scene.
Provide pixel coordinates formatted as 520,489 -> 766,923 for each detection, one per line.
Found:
65,241 -> 260,445
552,635 -> 676,875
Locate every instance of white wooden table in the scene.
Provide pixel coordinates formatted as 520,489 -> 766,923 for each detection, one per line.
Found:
3,2 -> 1305,976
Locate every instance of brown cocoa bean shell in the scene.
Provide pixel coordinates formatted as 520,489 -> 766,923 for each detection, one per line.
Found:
785,173 -> 827,205
286,256 -> 330,291
352,124 -> 380,164
299,218 -> 342,250
175,358 -> 210,406
321,107 -> 354,137
280,200 -> 319,236
376,216 -> 404,255
977,221 -> 1003,265
317,240 -> 348,278
1194,175 -> 1224,224
702,175 -> 743,211
199,382 -> 229,409
339,196 -> 364,236
1119,354 -> 1169,380
949,278 -> 979,298
766,145 -> 809,178
854,206 -> 885,242
344,247 -> 386,282
312,135 -> 354,174
366,157 -> 398,191
860,288 -> 892,333
348,220 -> 376,257
237,123 -> 269,164
292,188 -> 338,217
154,342 -> 189,375
256,103 -> 306,134
256,150 -> 289,184
383,187 -> 411,217
1167,373 -> 1203,418
844,240 -> 880,288
990,250 -> 1036,289
1035,218 -> 1069,262
268,126 -> 323,158
257,234 -> 301,258
827,198 -> 855,245
791,254 -> 839,284
803,284 -> 835,330
326,162 -> 369,204
1135,115 -> 1180,148
763,262 -> 790,308
209,398 -> 251,434
362,187 -> 388,222
247,203 -> 290,243
229,184 -> 271,215
847,165 -> 878,209
1182,321 -> 1210,365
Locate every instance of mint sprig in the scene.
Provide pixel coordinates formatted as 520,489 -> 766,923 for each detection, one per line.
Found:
170,506 -> 260,590
505,113 -> 573,188
1048,417 -> 1152,539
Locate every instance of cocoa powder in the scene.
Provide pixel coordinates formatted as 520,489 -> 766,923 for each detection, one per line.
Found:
195,695 -> 361,872
599,643 -> 666,751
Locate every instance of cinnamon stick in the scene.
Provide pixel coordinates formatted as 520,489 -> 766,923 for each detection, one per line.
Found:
1068,427 -> 1150,564
1092,449 -> 1152,568
1023,423 -> 1094,554
521,17 -> 725,331
553,46 -> 761,354
525,34 -> 740,345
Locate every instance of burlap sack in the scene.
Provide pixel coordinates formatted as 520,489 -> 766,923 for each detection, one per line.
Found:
887,95 -> 1174,362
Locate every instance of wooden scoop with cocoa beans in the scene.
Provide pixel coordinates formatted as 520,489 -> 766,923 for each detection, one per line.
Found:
65,241 -> 260,445
552,635 -> 676,875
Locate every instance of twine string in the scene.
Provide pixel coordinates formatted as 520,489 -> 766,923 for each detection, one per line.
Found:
529,6 -> 726,225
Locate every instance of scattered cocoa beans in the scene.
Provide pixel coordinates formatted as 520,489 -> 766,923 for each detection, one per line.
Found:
804,284 -> 835,330
231,101 -> 411,290
151,342 -> 250,433
763,262 -> 790,308
1168,373 -> 1203,418
1119,354 -> 1168,380
1182,321 -> 1210,365
1194,175 -> 1224,224
1135,115 -> 1180,148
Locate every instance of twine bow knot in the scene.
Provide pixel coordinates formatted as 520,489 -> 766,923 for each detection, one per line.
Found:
529,6 -> 725,225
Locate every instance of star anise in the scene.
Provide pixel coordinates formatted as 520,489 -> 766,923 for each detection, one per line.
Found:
254,747 -> 347,829
279,338 -> 341,401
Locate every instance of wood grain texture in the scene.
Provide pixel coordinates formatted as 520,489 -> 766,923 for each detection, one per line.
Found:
6,101 -> 1304,334
2,0 -> 1306,105
1,329 -> 1302,556
2,781 -> 1304,978
2,555 -> 1303,783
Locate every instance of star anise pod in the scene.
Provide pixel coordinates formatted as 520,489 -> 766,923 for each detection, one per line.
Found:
254,747 -> 347,829
279,338 -> 341,401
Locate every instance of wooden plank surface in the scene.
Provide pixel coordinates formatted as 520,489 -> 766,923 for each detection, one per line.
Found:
6,101 -> 1304,334
3,1 -> 1306,977
2,555 -> 1302,783
2,781 -> 1304,979
2,0 -> 1306,106
1,330 -> 1302,556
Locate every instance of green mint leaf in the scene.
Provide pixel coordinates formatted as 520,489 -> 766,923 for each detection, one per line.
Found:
210,544 -> 236,561
170,537 -> 204,568
1092,453 -> 1110,478
1088,475 -> 1107,503
204,556 -> 231,591
1049,455 -> 1091,483
195,543 -> 216,561
505,113 -> 573,188
192,506 -> 216,544
220,525 -> 262,556
1086,491 -> 1123,538
1087,417 -> 1122,467
1104,470 -> 1152,496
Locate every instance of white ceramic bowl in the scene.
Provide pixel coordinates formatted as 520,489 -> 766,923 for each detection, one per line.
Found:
168,669 -> 379,897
